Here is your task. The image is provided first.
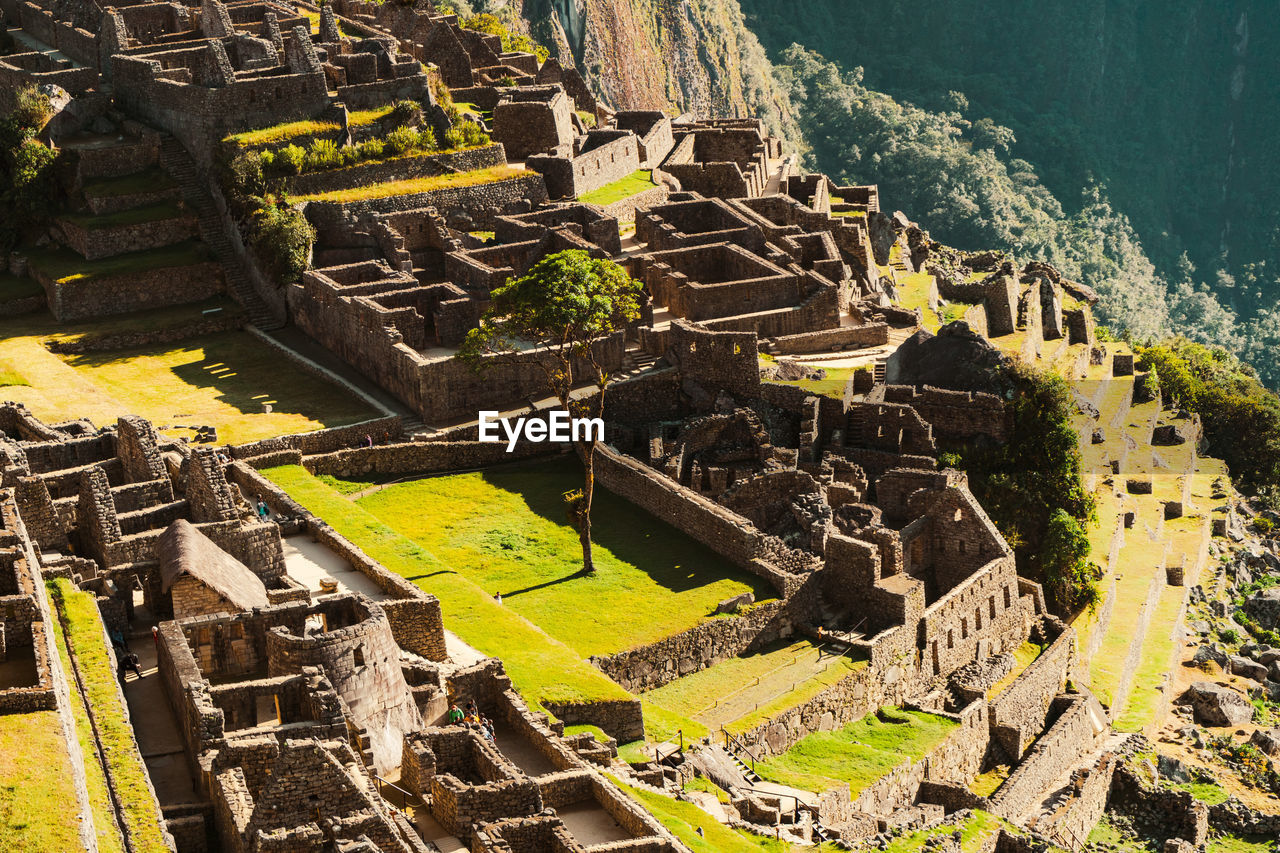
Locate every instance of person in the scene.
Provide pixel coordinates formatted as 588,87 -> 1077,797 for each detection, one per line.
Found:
127,652 -> 143,680
109,628 -> 127,654
447,703 -> 464,724
466,700 -> 477,717
482,716 -> 496,743
151,625 -> 159,648
257,499 -> 269,520
365,434 -> 374,448
494,591 -> 502,605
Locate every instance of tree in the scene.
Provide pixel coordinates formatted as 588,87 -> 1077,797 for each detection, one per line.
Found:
459,250 -> 643,574
1040,509 -> 1099,613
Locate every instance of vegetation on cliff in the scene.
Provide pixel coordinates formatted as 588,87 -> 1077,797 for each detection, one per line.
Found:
0,86 -> 58,253
741,0 -> 1280,386
941,363 -> 1098,613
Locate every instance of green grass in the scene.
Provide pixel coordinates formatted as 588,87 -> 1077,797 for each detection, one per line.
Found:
63,202 -> 186,230
48,599 -> 126,853
616,740 -> 649,764
986,640 -> 1043,699
0,359 -> 29,387
294,165 -> 527,203
0,298 -> 370,444
0,712 -> 89,853
0,274 -> 42,303
1208,834 -> 1278,853
640,639 -> 866,738
765,365 -> 857,399
352,461 -> 775,658
831,209 -> 866,218
1087,815 -> 1152,852
82,169 -> 177,199
970,764 -> 1010,797
25,240 -> 211,284
579,170 -> 658,206
48,579 -> 170,852
347,105 -> 395,126
683,774 -> 731,803
1176,781 -> 1230,805
263,465 -> 632,711
882,810 -> 1009,853
753,707 -> 958,796
611,776 -> 842,853
224,118 -> 341,147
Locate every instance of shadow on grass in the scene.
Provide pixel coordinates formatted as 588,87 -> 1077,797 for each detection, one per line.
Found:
63,330 -> 369,425
502,569 -> 585,600
479,456 -> 778,601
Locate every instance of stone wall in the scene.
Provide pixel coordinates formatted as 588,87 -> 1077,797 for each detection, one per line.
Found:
767,323 -> 890,355
989,622 -> 1075,759
283,143 -> 506,197
56,211 -> 198,261
988,693 -> 1106,822
880,385 -> 1008,443
34,259 -> 225,322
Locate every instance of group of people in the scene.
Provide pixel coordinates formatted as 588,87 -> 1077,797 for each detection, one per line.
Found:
447,701 -> 497,744
111,629 -> 144,683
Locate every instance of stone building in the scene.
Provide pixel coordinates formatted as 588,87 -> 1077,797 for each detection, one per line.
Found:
160,519 -> 271,621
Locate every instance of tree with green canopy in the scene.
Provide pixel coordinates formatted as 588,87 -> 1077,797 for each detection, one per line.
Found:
459,249 -> 644,574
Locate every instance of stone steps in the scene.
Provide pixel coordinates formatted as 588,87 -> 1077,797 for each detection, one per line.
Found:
158,137 -> 283,331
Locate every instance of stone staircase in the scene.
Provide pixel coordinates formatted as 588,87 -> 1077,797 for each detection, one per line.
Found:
618,348 -> 659,380
158,137 -> 283,330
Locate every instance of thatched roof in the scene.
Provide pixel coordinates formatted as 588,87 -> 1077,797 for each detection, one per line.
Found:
159,519 -> 269,612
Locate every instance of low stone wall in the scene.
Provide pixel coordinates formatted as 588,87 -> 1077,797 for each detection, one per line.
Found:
989,694 -> 1105,822
542,697 -> 644,745
1028,751 -> 1115,850
303,438 -> 556,478
45,311 -> 246,355
766,322 -> 890,355
229,416 -> 404,460
284,144 -> 506,197
35,260 -> 225,322
590,600 -> 792,693
602,185 -> 668,223
1108,760 -> 1208,846
594,444 -> 814,595
302,172 -> 548,226
57,212 -> 199,261
989,623 -> 1075,758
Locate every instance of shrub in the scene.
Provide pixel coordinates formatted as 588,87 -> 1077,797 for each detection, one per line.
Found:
445,119 -> 489,149
429,68 -> 454,110
304,138 -> 343,171
358,138 -> 385,160
11,85 -> 53,134
225,150 -> 267,201
1041,509 -> 1100,612
250,200 -> 315,284
1133,369 -> 1161,404
385,125 -> 419,155
276,144 -> 306,175
1219,627 -> 1240,645
416,127 -> 438,151
497,74 -> 516,87
1254,516 -> 1274,534
388,99 -> 421,128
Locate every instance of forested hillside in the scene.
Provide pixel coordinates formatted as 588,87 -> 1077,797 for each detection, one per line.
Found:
738,0 -> 1280,383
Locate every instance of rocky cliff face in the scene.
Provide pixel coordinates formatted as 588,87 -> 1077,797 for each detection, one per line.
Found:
521,0 -> 801,147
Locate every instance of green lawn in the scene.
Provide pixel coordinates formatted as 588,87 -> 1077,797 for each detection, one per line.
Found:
25,240 -> 211,284
263,465 -> 633,712
48,579 -> 170,852
0,360 -> 28,387
754,707 -> 958,796
0,712 -> 88,853
294,165 -> 527,203
352,461 -> 775,657
0,307 -> 374,444
579,170 -> 658,206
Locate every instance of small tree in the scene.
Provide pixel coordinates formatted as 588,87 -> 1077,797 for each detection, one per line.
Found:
460,250 -> 643,574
